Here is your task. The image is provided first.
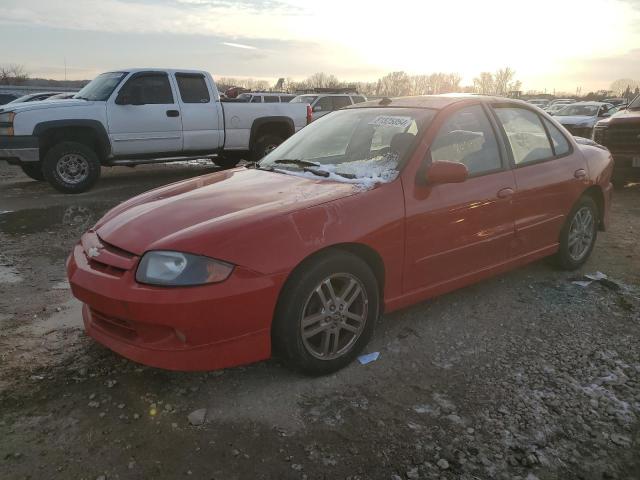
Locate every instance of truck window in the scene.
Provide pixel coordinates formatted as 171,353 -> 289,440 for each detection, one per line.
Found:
332,96 -> 352,110
176,73 -> 210,103
251,96 -> 262,103
264,96 -> 279,103
315,96 -> 334,111
352,96 -> 365,104
121,73 -> 174,104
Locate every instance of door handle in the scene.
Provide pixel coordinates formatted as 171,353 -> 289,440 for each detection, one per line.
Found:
574,168 -> 587,179
497,187 -> 514,199
166,110 -> 180,117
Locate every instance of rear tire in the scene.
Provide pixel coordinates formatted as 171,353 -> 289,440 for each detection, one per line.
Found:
20,162 -> 45,181
555,195 -> 598,270
272,251 -> 379,375
42,141 -> 101,194
251,134 -> 284,162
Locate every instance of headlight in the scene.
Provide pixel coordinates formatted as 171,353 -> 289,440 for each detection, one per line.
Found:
0,111 -> 15,136
136,250 -> 234,286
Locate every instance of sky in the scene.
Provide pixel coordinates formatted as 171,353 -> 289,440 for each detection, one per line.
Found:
1,0 -> 640,92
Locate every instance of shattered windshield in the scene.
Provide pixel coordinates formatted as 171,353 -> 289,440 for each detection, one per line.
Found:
556,105 -> 599,116
259,107 -> 436,189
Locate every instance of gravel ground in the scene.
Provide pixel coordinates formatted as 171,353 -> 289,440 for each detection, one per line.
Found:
0,162 -> 639,480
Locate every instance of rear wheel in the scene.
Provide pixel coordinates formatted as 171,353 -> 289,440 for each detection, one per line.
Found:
272,251 -> 379,375
20,162 -> 45,181
42,141 -> 101,194
251,134 -> 284,162
555,195 -> 598,270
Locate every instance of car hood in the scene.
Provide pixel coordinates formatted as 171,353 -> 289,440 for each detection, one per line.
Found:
0,99 -> 95,113
555,115 -> 597,126
596,108 -> 640,127
95,167 -> 360,256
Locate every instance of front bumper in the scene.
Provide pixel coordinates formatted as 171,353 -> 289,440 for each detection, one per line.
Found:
67,232 -> 287,371
0,135 -> 39,163
610,153 -> 640,183
564,126 -> 594,139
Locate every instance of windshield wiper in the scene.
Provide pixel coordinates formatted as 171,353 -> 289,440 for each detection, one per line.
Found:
303,167 -> 330,177
274,159 -> 320,168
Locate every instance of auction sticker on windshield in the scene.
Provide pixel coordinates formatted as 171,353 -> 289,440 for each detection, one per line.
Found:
369,116 -> 413,129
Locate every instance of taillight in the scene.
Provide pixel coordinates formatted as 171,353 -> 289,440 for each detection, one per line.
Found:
306,105 -> 313,125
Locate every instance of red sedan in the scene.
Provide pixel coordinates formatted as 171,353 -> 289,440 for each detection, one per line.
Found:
67,95 -> 613,375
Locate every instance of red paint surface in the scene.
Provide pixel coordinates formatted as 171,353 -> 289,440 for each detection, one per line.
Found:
67,97 -> 613,371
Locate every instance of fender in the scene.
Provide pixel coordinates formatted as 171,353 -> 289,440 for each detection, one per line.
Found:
249,116 -> 294,150
33,119 -> 112,159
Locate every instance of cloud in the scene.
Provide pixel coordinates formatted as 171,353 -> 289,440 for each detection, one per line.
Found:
222,42 -> 257,50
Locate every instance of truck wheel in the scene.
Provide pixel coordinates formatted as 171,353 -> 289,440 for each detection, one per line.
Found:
42,142 -> 101,194
251,134 -> 284,161
272,250 -> 379,375
20,163 -> 45,181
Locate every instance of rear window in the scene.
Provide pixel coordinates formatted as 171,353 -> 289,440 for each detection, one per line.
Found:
176,73 -> 210,103
264,96 -> 279,103
332,96 -> 352,109
352,96 -> 366,104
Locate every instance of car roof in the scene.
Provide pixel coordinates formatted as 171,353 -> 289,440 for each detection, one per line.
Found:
345,94 -> 530,111
297,93 -> 360,97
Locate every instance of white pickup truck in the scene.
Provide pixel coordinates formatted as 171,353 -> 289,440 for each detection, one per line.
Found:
0,68 -> 310,192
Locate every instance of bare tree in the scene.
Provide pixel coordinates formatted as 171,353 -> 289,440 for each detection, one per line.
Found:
493,67 -> 516,96
0,64 -> 29,85
376,71 -> 412,97
473,72 -> 494,94
305,72 -> 342,89
610,78 -> 640,97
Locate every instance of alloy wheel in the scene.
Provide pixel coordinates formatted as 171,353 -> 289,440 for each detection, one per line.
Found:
568,206 -> 595,261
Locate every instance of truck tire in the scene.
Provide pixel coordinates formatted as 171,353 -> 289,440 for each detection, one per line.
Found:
20,163 -> 45,181
42,141 -> 101,194
251,134 -> 284,161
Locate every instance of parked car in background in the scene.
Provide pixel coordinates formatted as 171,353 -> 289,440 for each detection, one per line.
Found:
7,92 -> 60,104
527,98 -> 550,109
66,95 -> 612,374
0,93 -> 19,105
602,97 -> 628,107
0,68 -> 309,193
593,94 -> 640,187
236,92 -> 296,103
47,92 -> 78,100
554,102 -> 617,138
545,104 -> 570,115
290,93 -> 367,119
548,99 -> 575,106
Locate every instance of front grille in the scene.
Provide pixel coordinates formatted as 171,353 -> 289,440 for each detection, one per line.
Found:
593,126 -> 606,144
594,125 -> 640,151
88,259 -> 127,277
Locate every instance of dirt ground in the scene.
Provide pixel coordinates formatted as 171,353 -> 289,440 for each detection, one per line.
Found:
1,162 -> 639,480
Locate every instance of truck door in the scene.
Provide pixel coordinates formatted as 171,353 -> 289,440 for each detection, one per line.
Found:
173,72 -> 223,152
107,71 -> 183,156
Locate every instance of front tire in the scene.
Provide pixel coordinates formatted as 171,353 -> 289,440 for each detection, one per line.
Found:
20,162 -> 45,181
555,195 -> 598,270
251,134 -> 284,162
272,251 -> 379,375
42,142 -> 101,194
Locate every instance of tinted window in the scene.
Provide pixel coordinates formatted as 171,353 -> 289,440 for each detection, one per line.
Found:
332,96 -> 352,110
264,96 -> 279,103
291,95 -> 317,104
543,118 -> 570,156
431,105 -> 501,175
352,96 -> 366,104
121,73 -> 173,104
494,107 -> 553,165
250,96 -> 262,103
280,95 -> 295,102
315,96 -> 333,111
176,73 -> 210,103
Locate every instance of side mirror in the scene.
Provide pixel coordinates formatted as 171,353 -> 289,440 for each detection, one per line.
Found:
426,160 -> 468,184
313,105 -> 322,112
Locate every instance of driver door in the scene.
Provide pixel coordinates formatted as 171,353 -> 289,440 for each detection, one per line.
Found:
107,72 -> 183,156
403,104 -> 517,293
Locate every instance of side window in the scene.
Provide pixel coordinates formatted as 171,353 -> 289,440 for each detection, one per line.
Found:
494,107 -> 553,165
120,73 -> 174,104
315,96 -> 333,111
280,95 -> 295,102
175,73 -> 210,103
543,118 -> 570,156
263,96 -> 279,103
352,96 -> 366,104
250,96 -> 262,103
332,96 -> 352,110
430,105 -> 502,176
